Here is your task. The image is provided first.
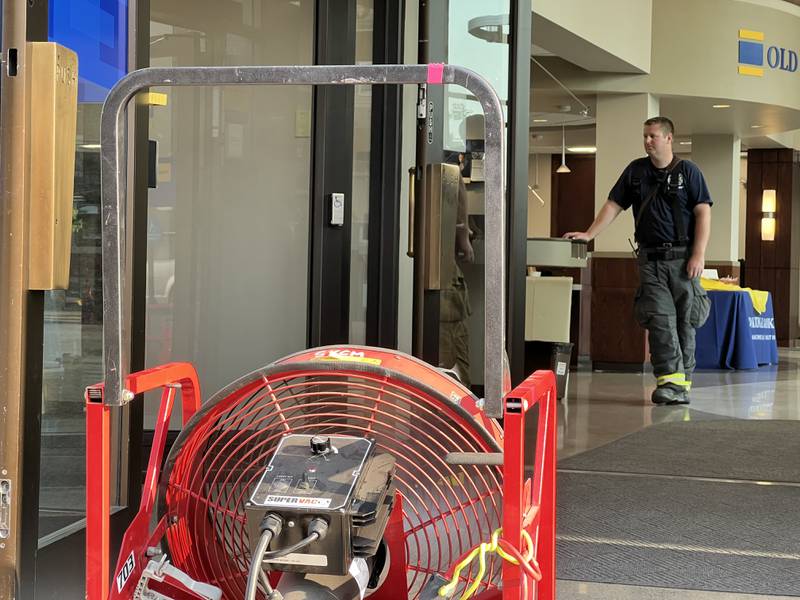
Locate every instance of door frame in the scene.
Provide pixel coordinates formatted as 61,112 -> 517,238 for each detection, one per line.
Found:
309,0 -> 357,346
310,0 -> 407,349
30,0 -> 149,597
0,1 -> 43,597
364,0 -> 405,348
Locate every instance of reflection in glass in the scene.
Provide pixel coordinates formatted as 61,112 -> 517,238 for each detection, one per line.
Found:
40,0 -> 129,539
349,0 -> 374,344
446,1 -> 510,150
444,0 -> 511,388
145,1 -> 315,421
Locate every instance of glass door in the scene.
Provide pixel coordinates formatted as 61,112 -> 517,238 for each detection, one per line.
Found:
348,0 -> 374,344
39,0 -> 129,544
32,0 -> 400,595
20,1 -> 134,598
145,0 -> 317,401
144,0 -> 389,406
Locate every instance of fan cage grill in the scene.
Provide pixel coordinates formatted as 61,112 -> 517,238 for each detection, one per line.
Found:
160,368 -> 504,599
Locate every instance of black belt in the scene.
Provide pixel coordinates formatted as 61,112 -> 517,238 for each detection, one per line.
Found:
639,244 -> 688,261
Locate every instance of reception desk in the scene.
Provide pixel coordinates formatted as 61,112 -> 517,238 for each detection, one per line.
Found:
695,290 -> 779,370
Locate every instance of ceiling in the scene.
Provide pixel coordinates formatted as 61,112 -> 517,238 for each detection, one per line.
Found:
460,2 -> 800,152
530,88 -> 596,126
528,94 -> 800,154
529,124 -> 596,155
529,65 -> 800,153
659,95 -> 800,138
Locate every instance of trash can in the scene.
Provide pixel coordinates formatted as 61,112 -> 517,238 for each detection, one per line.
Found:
524,341 -> 573,400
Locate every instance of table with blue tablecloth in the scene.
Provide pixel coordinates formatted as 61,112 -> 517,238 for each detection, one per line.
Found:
695,290 -> 779,369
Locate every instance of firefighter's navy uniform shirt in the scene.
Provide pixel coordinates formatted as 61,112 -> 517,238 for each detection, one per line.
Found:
609,157 -> 712,248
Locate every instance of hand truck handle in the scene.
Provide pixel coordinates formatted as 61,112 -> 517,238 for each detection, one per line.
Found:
99,64 -> 506,416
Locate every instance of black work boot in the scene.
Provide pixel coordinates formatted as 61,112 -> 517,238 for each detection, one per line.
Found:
651,383 -> 690,405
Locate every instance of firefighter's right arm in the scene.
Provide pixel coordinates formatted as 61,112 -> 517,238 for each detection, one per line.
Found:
562,199 -> 623,241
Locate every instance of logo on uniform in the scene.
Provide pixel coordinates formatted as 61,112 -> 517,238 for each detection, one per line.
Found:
667,172 -> 685,190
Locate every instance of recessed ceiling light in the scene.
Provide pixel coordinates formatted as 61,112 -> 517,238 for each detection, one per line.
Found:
567,146 -> 597,153
751,124 -> 763,129
532,119 -> 548,123
679,141 -> 692,145
712,104 -> 731,109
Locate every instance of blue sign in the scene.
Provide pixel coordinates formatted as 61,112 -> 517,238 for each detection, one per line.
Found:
738,28 -> 798,76
739,40 -> 764,66
49,0 -> 128,103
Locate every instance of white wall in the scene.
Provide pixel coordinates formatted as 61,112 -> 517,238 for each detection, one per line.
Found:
542,0 -> 800,115
740,156 -> 748,260
691,135 -> 741,262
533,0 -> 652,73
593,93 -> 659,252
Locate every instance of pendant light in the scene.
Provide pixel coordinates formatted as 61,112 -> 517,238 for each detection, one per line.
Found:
528,153 -> 545,205
556,124 -> 571,174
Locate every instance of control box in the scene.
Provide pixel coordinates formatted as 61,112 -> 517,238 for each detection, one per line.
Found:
245,434 -> 395,576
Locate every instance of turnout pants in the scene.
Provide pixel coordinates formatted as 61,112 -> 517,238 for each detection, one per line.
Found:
439,266 -> 472,387
634,257 -> 710,388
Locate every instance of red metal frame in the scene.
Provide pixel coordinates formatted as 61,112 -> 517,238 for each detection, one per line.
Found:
277,346 -> 500,441
86,362 -> 201,600
368,493 -> 407,600
86,361 -> 556,600
86,396 -> 111,599
501,369 -> 557,600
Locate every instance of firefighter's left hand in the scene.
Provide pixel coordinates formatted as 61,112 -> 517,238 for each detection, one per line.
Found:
687,253 -> 705,279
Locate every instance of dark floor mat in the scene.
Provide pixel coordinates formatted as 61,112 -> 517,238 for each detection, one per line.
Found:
559,419 -> 800,482
557,472 -> 800,596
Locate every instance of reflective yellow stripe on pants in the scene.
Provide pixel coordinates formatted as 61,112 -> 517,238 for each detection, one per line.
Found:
656,373 -> 691,388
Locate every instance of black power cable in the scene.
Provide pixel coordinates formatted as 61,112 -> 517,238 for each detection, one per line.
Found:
245,514 -> 284,600
245,516 -> 330,600
246,529 -> 276,600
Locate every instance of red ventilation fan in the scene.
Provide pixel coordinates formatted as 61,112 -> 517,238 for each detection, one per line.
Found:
87,347 -> 556,600
86,64 -> 557,600
160,347 -> 504,599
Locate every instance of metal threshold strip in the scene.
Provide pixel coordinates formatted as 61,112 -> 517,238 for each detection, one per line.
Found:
557,534 -> 800,561
558,468 -> 800,489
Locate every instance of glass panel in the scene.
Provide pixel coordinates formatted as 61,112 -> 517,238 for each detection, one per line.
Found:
40,0 -> 128,539
349,0 -> 374,344
145,0 -> 315,418
443,1 -> 510,388
445,3 -> 509,150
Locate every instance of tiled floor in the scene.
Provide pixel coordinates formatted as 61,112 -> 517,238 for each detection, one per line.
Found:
556,348 -> 800,599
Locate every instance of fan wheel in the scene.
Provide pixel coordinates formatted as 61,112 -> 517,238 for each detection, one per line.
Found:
159,346 -> 504,599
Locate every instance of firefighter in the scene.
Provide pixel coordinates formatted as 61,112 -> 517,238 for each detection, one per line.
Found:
439,161 -> 474,387
564,116 -> 712,405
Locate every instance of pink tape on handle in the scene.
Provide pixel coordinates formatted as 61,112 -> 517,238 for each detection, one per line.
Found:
427,63 -> 444,84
